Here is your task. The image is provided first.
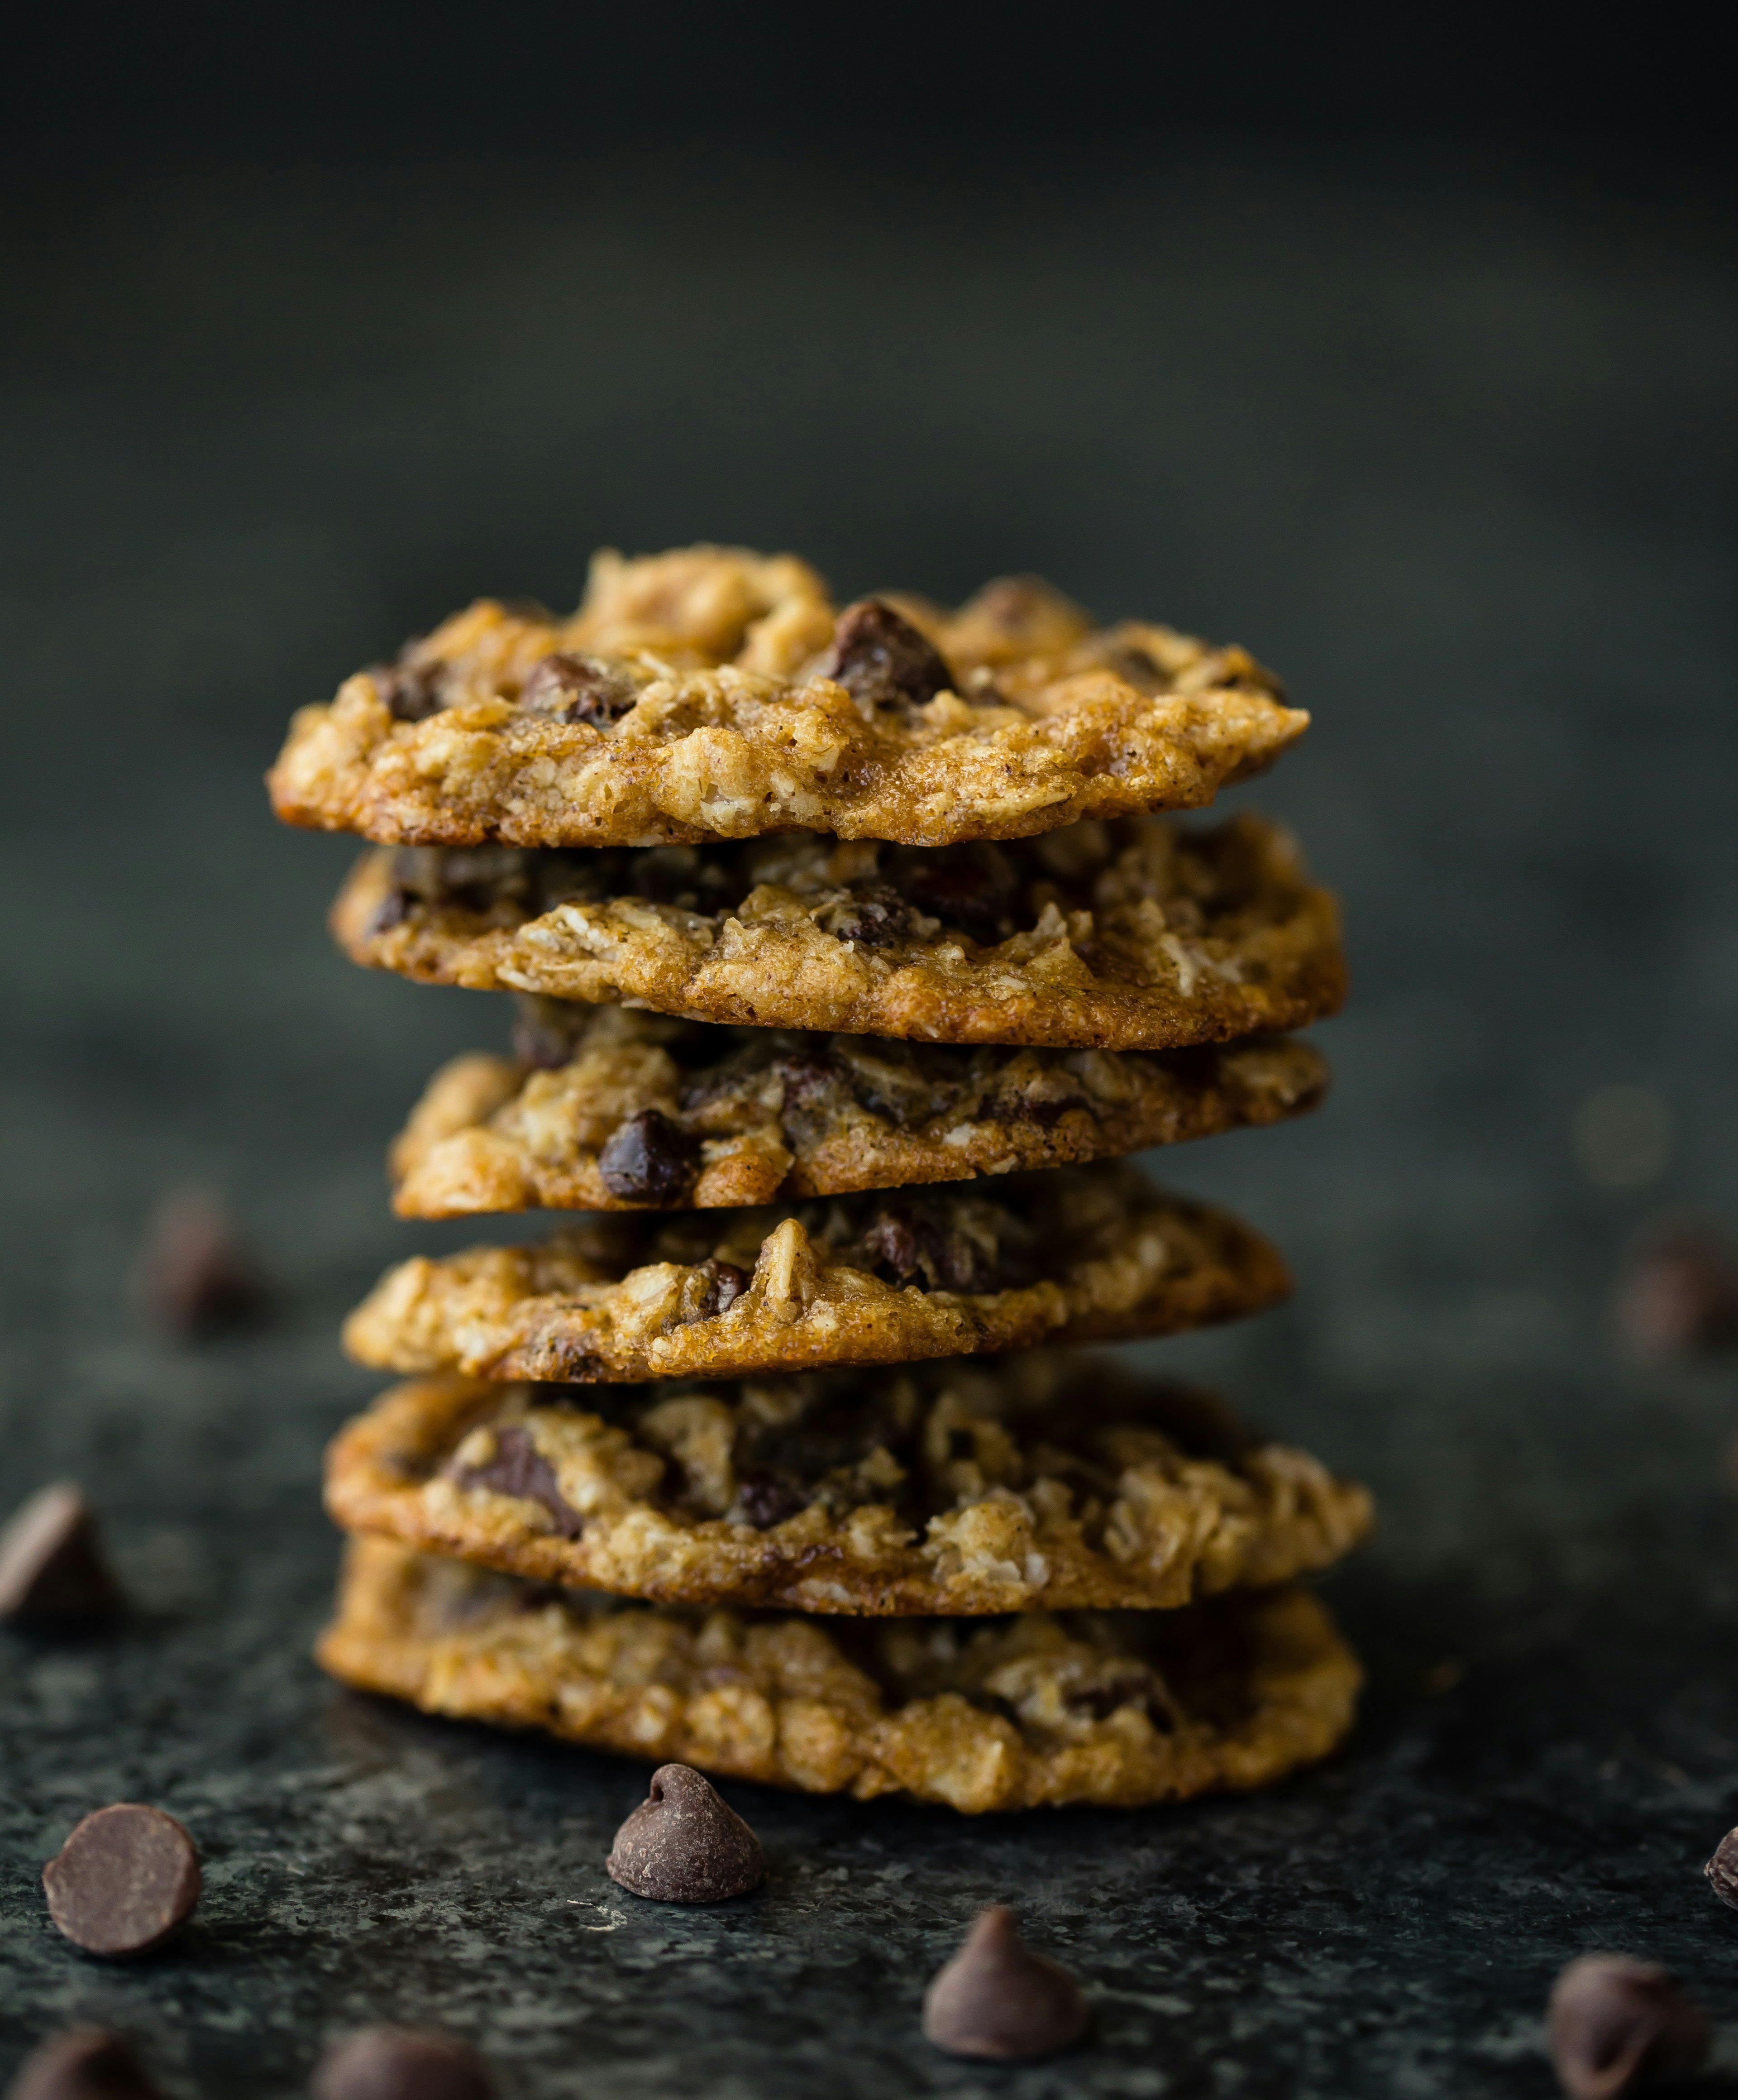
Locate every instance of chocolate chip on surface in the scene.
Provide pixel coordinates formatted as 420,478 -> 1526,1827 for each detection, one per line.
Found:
42,1805 -> 201,1958
817,598 -> 956,711
922,1905 -> 1089,2061
0,1485 -> 122,1626
6,2026 -> 167,2100
133,1188 -> 267,1336
679,1258 -> 748,1324
449,1424 -> 584,1540
518,652 -> 637,726
597,1110 -> 702,1205
1546,1954 -> 1709,2100
310,2025 -> 497,2100
735,1469 -> 807,1530
1616,1220 -> 1738,1360
1705,1827 -> 1738,1908
606,1763 -> 766,1903
372,655 -> 448,722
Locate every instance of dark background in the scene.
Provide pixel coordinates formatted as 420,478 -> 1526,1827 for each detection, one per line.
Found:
3,10 -> 1738,2094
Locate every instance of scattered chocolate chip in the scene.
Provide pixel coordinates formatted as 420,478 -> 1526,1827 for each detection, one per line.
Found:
0,1485 -> 122,1627
606,1763 -> 766,1903
922,1906 -> 1089,2061
5,2027 -> 167,2100
899,844 -> 1018,945
826,882 -> 912,949
372,655 -> 448,723
449,1424 -> 584,1540
1616,1220 -> 1738,1360
817,599 -> 956,711
42,1805 -> 201,1958
133,1188 -> 267,1337
735,1469 -> 807,1530
680,1258 -> 748,1324
1705,1827 -> 1738,1908
598,1110 -> 702,1205
518,652 -> 638,726
310,2025 -> 497,2100
510,995 -> 578,1069
1546,1954 -> 1709,2100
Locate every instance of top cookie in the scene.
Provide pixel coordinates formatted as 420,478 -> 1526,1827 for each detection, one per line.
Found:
267,545 -> 1308,849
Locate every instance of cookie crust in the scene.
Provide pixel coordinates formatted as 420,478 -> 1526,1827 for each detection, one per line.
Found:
269,546 -> 1308,850
324,1359 -> 1372,1615
318,1538 -> 1361,1812
341,1167 -> 1291,1385
390,1002 -> 1330,1216
332,813 -> 1346,1052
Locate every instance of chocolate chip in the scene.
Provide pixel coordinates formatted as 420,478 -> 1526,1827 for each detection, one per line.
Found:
1705,1827 -> 1738,1908
817,599 -> 956,711
42,1805 -> 201,1958
606,1763 -> 766,1903
372,656 -> 448,723
5,2027 -> 167,2100
850,1207 -> 1007,1294
1616,1221 -> 1738,1360
310,2026 -> 497,2100
0,1485 -> 122,1627
825,882 -> 912,950
449,1424 -> 583,1540
680,1258 -> 748,1324
133,1189 -> 267,1337
1547,1955 -> 1709,2100
769,1051 -> 837,1108
899,844 -> 1018,945
735,1469 -> 807,1530
510,995 -> 579,1070
368,887 -> 413,937
518,652 -> 638,727
922,1906 -> 1089,2061
598,1110 -> 702,1205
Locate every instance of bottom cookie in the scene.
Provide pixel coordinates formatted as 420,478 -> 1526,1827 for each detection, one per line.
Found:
318,1536 -> 1361,1813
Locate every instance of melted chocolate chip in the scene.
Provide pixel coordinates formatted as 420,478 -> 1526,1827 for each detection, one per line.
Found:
1547,1955 -> 1708,2100
898,844 -> 1018,944
518,652 -> 638,726
922,1907 -> 1089,2061
372,656 -> 448,722
606,1763 -> 766,1903
598,1110 -> 702,1205
133,1189 -> 267,1337
735,1469 -> 807,1530
42,1805 -> 201,1959
311,2026 -> 497,2100
449,1424 -> 583,1539
817,599 -> 956,711
680,1258 -> 749,1324
1706,1827 -> 1738,1909
6,2027 -> 167,2100
0,1485 -> 122,1627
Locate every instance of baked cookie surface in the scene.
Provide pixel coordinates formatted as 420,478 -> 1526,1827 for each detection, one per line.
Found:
319,1537 -> 1361,1811
269,546 -> 1308,849
392,998 -> 1330,1216
325,1355 -> 1373,1615
341,1166 -> 1290,1384
333,812 -> 1346,1052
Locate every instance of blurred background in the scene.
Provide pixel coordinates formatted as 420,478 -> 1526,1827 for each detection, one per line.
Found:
3,5 -> 1737,2090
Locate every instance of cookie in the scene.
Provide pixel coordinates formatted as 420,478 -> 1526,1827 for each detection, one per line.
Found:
332,812 -> 1345,1052
319,1537 -> 1360,1812
324,1355 -> 1373,1616
390,1000 -> 1330,1217
340,1166 -> 1290,1385
269,546 -> 1308,850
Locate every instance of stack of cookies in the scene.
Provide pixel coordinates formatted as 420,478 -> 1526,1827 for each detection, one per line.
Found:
270,546 -> 1371,1814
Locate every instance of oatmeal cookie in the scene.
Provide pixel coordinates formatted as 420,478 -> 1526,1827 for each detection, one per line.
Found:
333,812 -> 1345,1052
318,1537 -> 1361,1812
341,1167 -> 1289,1385
269,545 -> 1308,849
391,998 -> 1330,1216
324,1355 -> 1373,1615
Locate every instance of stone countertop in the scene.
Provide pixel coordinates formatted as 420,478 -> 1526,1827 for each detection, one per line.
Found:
3,143 -> 1737,2096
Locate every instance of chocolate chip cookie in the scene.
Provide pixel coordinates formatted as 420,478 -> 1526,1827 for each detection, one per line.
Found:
269,546 -> 1308,850
340,1166 -> 1290,1385
318,1536 -> 1361,1812
332,812 -> 1345,1052
324,1355 -> 1372,1615
391,1000 -> 1330,1216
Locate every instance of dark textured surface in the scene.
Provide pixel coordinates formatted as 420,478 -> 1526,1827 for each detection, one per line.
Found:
3,144 -> 1738,2095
